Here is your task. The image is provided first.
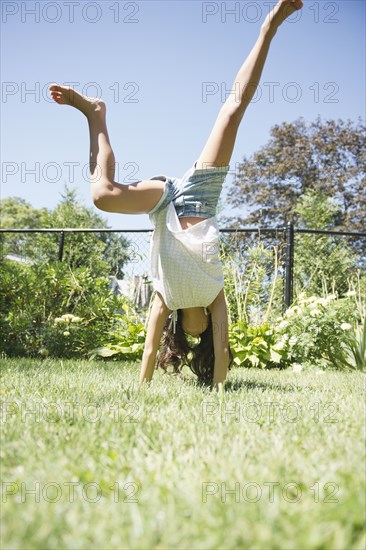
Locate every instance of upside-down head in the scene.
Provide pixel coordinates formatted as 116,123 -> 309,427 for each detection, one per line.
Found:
156,309 -> 233,385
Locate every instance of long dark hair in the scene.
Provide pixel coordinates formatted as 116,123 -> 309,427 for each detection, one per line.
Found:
156,309 -> 233,385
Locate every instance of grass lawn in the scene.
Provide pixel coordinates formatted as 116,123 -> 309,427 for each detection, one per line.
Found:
1,358 -> 365,550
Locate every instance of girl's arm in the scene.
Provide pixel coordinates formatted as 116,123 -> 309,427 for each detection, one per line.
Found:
208,289 -> 231,388
139,292 -> 171,384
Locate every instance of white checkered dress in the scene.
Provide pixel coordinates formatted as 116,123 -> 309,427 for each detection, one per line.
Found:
149,201 -> 224,315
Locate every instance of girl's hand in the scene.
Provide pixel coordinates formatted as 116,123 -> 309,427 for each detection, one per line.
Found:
212,382 -> 225,397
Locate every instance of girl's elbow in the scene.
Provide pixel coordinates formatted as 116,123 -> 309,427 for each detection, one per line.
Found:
92,192 -> 109,211
91,183 -> 115,211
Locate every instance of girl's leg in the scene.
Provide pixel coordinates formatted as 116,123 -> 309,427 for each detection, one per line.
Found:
49,85 -> 166,214
195,0 -> 303,170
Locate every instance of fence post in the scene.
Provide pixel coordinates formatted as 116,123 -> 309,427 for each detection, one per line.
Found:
58,231 -> 65,262
284,221 -> 294,310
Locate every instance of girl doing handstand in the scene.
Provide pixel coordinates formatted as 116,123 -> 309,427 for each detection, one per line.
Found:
49,0 -> 303,388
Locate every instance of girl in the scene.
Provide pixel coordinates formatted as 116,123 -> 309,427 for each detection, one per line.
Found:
49,0 -> 303,388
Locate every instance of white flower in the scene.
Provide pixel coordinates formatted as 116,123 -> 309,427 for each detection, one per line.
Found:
340,323 -> 352,331
273,341 -> 286,351
55,314 -> 82,325
288,336 -> 298,345
55,314 -> 74,324
308,296 -> 318,303
63,331 -> 70,336
71,316 -> 82,323
310,309 -> 322,317
298,294 -> 308,305
315,298 -> 327,307
293,363 -> 303,373
326,294 -> 337,301
285,305 -> 301,318
265,330 -> 273,336
345,290 -> 356,297
278,320 -> 289,330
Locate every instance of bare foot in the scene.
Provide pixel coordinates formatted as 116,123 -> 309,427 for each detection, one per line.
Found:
49,84 -> 106,118
263,0 -> 303,32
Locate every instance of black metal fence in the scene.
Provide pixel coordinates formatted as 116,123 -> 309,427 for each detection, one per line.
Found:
1,224 -> 365,314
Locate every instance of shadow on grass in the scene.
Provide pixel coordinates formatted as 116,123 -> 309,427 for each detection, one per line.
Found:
177,369 -> 301,393
224,378 -> 300,393
4,360 -> 302,394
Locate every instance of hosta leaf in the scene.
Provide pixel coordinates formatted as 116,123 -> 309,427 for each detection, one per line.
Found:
92,347 -> 119,357
116,346 -> 133,353
131,343 -> 143,352
231,344 -> 246,353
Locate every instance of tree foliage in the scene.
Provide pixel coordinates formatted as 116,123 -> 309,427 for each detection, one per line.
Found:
0,187 -> 131,278
293,189 -> 361,296
226,117 -> 365,231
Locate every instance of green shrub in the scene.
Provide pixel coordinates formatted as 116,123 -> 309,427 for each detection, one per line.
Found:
0,260 -> 124,358
327,316 -> 366,371
90,303 -> 147,361
228,290 -> 364,370
229,320 -> 294,369
222,240 -> 283,325
274,292 -> 361,368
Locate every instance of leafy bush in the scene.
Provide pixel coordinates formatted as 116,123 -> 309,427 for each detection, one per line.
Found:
228,290 -> 365,371
222,239 -> 283,325
0,260 -> 124,358
294,190 -> 360,297
229,321 -> 294,369
327,316 -> 366,371
90,303 -> 147,361
274,292 -> 361,368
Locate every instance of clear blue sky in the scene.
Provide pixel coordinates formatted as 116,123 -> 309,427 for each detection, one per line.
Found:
1,0 -> 365,229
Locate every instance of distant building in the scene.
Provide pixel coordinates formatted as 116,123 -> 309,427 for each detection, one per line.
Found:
109,273 -> 153,310
5,254 -> 34,265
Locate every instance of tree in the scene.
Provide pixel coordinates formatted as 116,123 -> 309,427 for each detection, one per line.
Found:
0,197 -> 48,228
0,188 -> 131,278
293,189 -> 360,296
226,117 -> 366,231
0,197 -> 49,262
